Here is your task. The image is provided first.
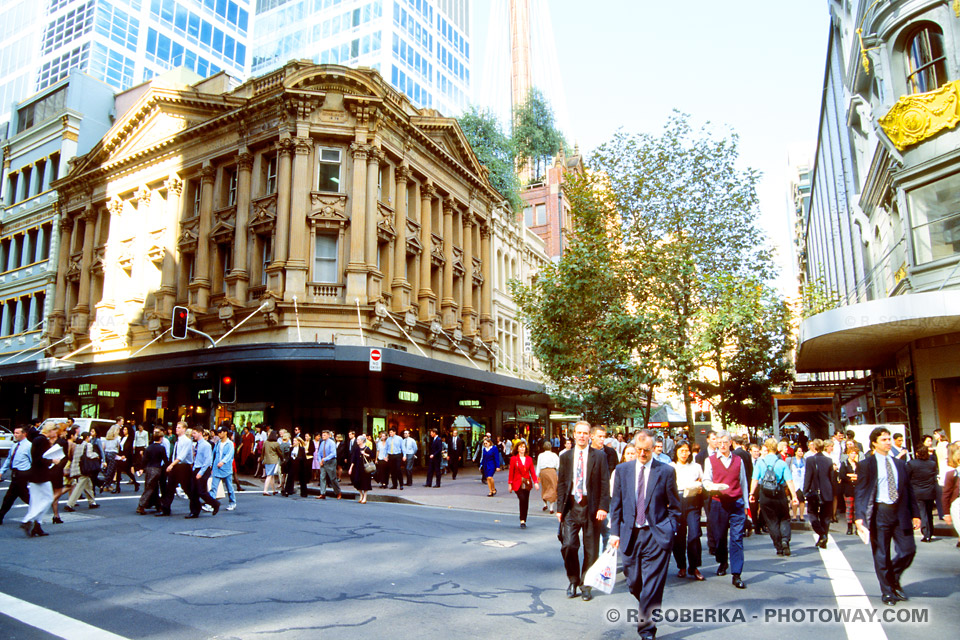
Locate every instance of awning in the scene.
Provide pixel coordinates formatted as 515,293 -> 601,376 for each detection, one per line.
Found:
795,290 -> 960,372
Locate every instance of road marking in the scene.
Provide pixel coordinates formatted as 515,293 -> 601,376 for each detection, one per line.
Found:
815,533 -> 888,640
0,591 -> 130,640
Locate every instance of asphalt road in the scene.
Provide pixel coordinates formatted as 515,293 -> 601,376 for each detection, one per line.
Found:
0,491 -> 957,640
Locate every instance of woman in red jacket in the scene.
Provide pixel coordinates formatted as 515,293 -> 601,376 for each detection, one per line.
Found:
508,440 -> 539,529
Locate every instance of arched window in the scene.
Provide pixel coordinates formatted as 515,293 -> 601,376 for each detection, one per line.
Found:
906,24 -> 948,94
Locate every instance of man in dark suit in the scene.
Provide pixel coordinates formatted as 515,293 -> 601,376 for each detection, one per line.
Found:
610,430 -> 680,640
424,428 -> 443,488
447,428 -> 465,479
855,427 -> 920,606
804,439 -> 835,548
557,420 -> 610,602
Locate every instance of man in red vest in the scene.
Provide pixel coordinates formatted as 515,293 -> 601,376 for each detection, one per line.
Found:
702,431 -> 749,589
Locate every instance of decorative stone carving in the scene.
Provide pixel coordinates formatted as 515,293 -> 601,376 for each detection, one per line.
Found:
249,194 -> 278,234
92,246 -> 107,275
163,176 -> 183,196
65,256 -> 82,281
117,241 -> 134,273
177,219 -> 199,252
404,309 -> 417,328
427,318 -> 442,345
133,186 -> 152,206
107,198 -> 124,217
878,79 -> 960,150
308,193 -> 348,229
237,152 -> 253,171
218,301 -> 236,330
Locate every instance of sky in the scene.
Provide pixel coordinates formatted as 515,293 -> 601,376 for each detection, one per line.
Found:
471,0 -> 830,296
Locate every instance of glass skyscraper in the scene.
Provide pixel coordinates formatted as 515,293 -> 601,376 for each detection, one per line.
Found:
0,0 -> 252,135
251,0 -> 471,117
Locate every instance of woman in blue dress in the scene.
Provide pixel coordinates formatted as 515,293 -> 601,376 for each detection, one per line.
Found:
480,437 -> 502,497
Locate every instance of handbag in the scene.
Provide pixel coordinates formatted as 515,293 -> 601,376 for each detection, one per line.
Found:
80,444 -> 101,477
519,462 -> 533,490
362,454 -> 376,474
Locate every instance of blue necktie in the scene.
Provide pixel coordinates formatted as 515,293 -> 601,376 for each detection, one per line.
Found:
636,464 -> 647,527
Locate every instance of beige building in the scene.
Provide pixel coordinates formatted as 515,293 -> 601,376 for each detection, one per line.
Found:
41,63 -> 547,440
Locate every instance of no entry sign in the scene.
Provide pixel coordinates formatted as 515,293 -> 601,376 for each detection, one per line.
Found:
369,348 -> 382,371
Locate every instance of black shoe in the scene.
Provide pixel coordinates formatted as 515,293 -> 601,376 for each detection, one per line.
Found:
52,516 -> 63,524
817,536 -> 828,549
892,585 -> 908,601
580,586 -> 593,601
211,503 -> 220,516
566,583 -> 578,598
920,536 -> 932,543
184,514 -> 199,519
847,525 -> 854,535
881,594 -> 898,606
134,483 -> 140,491
716,562 -> 728,576
783,542 -> 791,556
64,506 -> 76,513
155,511 -> 170,517
732,575 -> 746,589
776,548 -> 783,556
520,521 -> 526,529
88,504 -> 99,509
19,522 -> 32,537
32,523 -> 48,537
135,508 -> 146,515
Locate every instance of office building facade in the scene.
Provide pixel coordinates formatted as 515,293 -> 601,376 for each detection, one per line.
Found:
796,0 -> 960,442
252,0 -> 471,117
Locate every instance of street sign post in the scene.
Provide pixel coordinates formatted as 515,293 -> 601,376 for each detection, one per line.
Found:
369,348 -> 382,372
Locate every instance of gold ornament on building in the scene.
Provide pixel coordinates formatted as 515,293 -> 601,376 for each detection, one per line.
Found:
878,79 -> 960,150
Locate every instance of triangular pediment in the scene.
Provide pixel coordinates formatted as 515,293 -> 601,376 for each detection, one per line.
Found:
411,117 -> 485,179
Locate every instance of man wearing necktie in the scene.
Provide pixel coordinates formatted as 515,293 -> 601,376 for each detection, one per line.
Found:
610,430 -> 680,640
424,428 -> 443,487
0,427 -> 33,525
855,427 -> 920,607
317,431 -> 341,499
385,426 -> 404,490
448,428 -> 465,479
556,421 -> 610,601
158,422 -> 194,516
185,427 -> 219,518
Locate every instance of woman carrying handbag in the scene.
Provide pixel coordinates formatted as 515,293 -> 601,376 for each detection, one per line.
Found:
348,435 -> 374,504
508,441 -> 539,528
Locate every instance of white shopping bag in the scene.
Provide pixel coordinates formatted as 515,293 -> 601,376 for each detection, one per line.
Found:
583,546 -> 618,594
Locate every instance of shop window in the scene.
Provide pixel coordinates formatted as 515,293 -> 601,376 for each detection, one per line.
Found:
317,148 -> 341,192
314,234 -> 338,282
906,24 -> 948,94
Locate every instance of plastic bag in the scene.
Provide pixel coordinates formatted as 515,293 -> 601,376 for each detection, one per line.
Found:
583,546 -> 618,594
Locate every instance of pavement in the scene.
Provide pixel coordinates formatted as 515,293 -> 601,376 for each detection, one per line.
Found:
0,467 -> 957,640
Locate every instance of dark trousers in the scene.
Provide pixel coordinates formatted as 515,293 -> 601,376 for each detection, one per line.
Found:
808,492 -> 831,537
672,503 -> 702,570
284,461 -> 309,497
623,527 -> 671,637
161,463 -> 192,514
425,457 -> 442,487
870,503 -> 916,597
917,498 -> 936,538
405,457 -> 415,486
0,476 -> 30,522
560,498 -> 600,585
709,498 -> 746,575
760,493 -> 792,550
516,488 -> 530,521
189,468 -> 219,515
448,453 -> 461,479
138,467 -> 163,510
705,500 -> 716,554
375,460 -> 387,487
387,454 -> 403,488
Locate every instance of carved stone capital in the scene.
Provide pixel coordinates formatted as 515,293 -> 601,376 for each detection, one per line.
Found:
480,223 -> 492,239
463,210 -> 476,228
294,137 -> 312,155
164,176 -> 183,196
421,183 -> 438,200
442,199 -> 456,216
200,164 -> 217,183
395,165 -> 412,185
237,151 -> 254,171
133,186 -> 151,206
105,200 -> 123,218
367,147 -> 383,165
350,142 -> 369,161
59,217 -> 73,234
276,137 -> 295,157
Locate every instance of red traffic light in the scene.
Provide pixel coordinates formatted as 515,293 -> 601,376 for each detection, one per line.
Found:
221,376 -> 232,386
171,306 -> 189,339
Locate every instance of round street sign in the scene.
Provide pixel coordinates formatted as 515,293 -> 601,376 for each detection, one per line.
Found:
369,348 -> 382,371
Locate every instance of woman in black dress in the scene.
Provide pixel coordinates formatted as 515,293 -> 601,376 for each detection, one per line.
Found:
348,435 -> 373,504
908,445 -> 940,542
838,441 -> 859,534
283,437 -> 311,497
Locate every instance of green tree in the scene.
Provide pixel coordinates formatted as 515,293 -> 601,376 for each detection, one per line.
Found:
512,173 -> 664,424
592,112 -> 778,426
457,106 -> 523,211
513,87 -> 564,182
692,274 -> 794,431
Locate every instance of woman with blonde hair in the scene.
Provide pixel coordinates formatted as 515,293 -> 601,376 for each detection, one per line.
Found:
261,431 -> 282,495
101,425 -> 122,493
941,443 -> 959,546
348,435 -> 373,504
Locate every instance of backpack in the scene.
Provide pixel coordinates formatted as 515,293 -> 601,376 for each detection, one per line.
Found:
80,443 -> 101,477
759,459 -> 783,498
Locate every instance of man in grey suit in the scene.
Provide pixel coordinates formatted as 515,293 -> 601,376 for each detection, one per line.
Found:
610,430 -> 681,640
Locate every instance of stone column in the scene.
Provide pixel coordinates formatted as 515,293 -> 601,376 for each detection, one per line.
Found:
480,221 -> 494,341
345,143 -> 369,304
268,138 -> 293,293
441,198 -> 457,328
34,226 -> 45,263
49,217 -> 72,337
418,184 -> 436,321
27,295 -> 38,331
365,148 -> 381,301
6,235 -> 18,271
73,206 -> 96,331
230,153 -> 252,303
285,138 -> 311,299
159,176 -> 182,316
41,158 -> 52,192
391,166 -> 411,312
462,212 -> 475,334
0,302 -> 9,336
193,163 -> 215,308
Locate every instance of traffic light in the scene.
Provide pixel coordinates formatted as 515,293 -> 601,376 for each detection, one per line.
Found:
171,306 -> 189,339
219,375 -> 236,404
